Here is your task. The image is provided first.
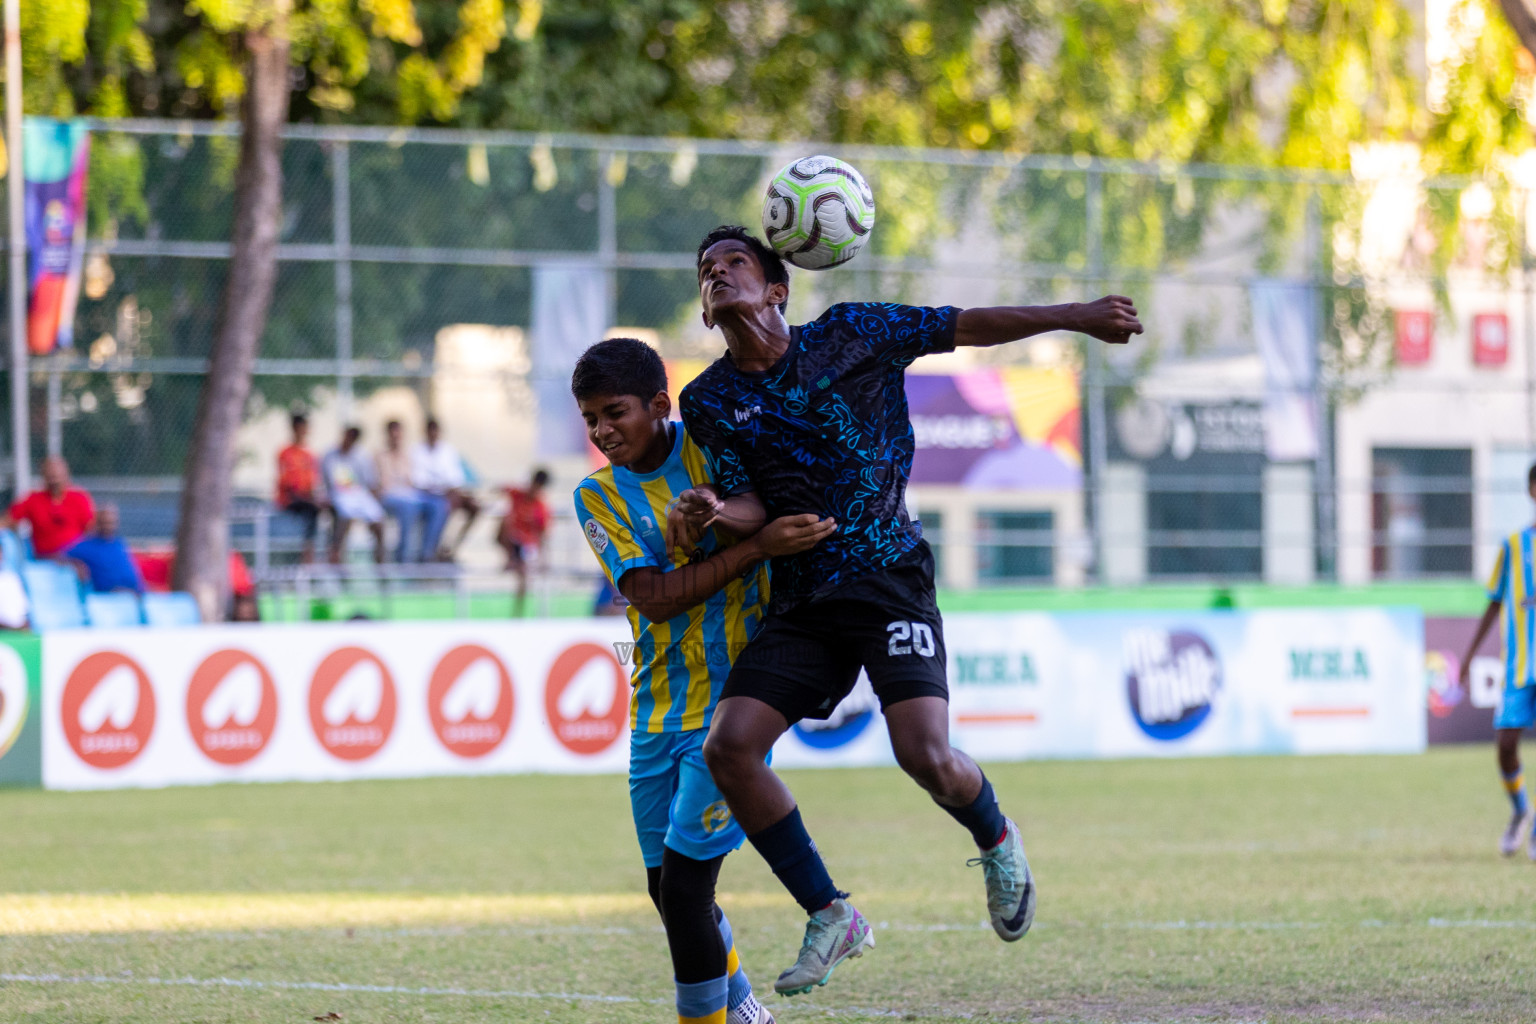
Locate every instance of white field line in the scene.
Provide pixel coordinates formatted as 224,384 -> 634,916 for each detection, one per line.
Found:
0,971 -> 657,1005
0,972 -> 965,1020
5,917 -> 1535,943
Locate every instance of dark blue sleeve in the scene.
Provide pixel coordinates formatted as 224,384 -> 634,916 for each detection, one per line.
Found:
679,382 -> 753,497
827,302 -> 959,368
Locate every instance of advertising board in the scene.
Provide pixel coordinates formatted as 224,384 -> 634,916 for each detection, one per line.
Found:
0,633 -> 41,787
40,609 -> 1426,790
1424,617 -> 1504,744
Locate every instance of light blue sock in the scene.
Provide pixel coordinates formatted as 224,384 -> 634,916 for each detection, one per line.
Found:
717,911 -> 753,1009
675,975 -> 728,1024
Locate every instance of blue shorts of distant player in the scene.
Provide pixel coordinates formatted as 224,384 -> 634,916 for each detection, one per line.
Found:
1495,677 -> 1536,731
629,728 -> 765,867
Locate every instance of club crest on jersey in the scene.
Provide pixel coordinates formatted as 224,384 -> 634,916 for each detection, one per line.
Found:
585,518 -> 610,553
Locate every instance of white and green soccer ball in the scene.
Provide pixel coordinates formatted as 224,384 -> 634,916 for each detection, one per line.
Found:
762,155 -> 875,270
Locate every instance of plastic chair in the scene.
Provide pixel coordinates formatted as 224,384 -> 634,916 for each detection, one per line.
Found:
21,562 -> 86,630
85,591 -> 145,628
0,530 -> 24,573
142,591 -> 202,626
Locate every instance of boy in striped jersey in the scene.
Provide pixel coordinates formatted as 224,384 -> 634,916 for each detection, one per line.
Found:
1462,462 -> 1536,858
572,337 -> 836,1024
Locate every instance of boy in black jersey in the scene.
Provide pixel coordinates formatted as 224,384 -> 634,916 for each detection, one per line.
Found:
672,225 -> 1142,996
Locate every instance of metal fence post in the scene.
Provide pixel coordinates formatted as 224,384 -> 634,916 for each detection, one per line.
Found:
5,0 -> 27,497
599,149 -> 618,329
332,139 -> 354,420
1084,167 -> 1108,583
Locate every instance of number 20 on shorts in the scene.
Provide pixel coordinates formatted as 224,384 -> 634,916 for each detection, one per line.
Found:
887,621 -> 936,657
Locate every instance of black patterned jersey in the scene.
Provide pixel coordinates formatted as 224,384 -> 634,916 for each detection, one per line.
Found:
679,301 -> 959,612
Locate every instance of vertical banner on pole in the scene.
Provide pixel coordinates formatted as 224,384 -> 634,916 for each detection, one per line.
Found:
23,117 -> 89,356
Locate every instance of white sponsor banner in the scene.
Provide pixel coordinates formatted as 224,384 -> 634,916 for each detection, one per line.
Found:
40,609 -> 1425,789
42,620 -> 637,790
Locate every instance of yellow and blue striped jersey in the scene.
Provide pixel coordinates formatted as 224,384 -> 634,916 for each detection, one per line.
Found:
574,422 -> 769,733
1489,527 -> 1536,689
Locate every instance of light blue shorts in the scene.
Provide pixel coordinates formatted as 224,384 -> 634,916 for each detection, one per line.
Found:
629,728 -> 755,868
1495,678 -> 1536,731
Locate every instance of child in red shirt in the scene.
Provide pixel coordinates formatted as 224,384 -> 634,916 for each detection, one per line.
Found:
498,468 -> 550,616
276,413 -> 324,564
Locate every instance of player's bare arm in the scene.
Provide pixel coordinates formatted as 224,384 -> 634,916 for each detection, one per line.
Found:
666,486 -> 768,556
953,296 -> 1143,348
622,513 -> 835,623
1459,597 -> 1503,687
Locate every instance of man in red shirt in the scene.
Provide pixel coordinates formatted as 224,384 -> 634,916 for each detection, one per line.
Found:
3,455 -> 95,558
498,468 -> 550,617
276,413 -> 324,564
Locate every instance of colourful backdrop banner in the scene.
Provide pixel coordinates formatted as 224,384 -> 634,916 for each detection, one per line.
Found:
24,117 -> 90,356
905,368 -> 1081,488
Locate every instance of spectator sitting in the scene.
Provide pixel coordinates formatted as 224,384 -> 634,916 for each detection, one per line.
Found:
322,425 -> 386,564
499,468 -> 551,617
65,504 -> 145,594
1,455 -> 95,559
276,413 -> 325,564
410,418 -> 480,561
376,419 -> 441,563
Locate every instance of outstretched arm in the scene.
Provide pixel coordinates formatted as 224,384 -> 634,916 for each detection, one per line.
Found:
622,514 -> 835,623
953,295 -> 1143,348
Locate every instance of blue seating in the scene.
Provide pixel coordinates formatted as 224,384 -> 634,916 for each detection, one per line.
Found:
142,591 -> 201,627
22,562 -> 86,630
0,530 -> 25,572
85,591 -> 145,628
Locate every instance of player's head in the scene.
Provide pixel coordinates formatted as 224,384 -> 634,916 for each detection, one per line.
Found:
1529,461 -> 1536,501
531,468 -> 551,492
290,412 -> 308,443
696,225 -> 789,326
571,337 -> 671,470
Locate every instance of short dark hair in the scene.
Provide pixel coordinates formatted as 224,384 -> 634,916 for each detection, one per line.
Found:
531,468 -> 551,487
386,419 -> 402,430
1529,461 -> 1536,488
290,412 -> 308,431
426,418 -> 440,431
697,225 -> 789,313
571,337 -> 667,403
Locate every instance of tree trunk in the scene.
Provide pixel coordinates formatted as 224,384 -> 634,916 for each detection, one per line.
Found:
1499,0 -> 1536,58
170,3 -> 291,621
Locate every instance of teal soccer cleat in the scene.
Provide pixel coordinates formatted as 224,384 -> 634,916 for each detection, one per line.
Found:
772,898 -> 874,996
970,817 -> 1036,941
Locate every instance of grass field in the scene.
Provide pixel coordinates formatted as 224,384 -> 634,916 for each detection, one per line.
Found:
3,747 -> 1535,1023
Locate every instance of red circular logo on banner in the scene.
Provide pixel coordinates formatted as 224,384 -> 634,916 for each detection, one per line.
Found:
185,649 -> 279,765
544,642 -> 628,756
61,651 -> 156,769
307,647 -> 396,761
428,645 -> 515,759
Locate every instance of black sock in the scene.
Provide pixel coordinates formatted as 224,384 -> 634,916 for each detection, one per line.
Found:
943,774 -> 1008,849
747,807 -> 841,914
659,849 -> 728,984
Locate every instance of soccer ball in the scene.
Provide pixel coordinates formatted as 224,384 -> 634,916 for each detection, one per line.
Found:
762,155 -> 875,270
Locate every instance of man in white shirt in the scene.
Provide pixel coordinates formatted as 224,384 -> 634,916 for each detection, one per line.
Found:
322,426 -> 386,563
409,418 -> 481,560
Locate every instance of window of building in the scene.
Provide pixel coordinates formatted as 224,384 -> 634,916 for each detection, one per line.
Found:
976,510 -> 1053,583
1371,447 -> 1472,578
1146,476 -> 1264,579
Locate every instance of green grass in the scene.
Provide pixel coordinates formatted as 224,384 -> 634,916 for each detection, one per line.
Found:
3,748 -> 1535,1022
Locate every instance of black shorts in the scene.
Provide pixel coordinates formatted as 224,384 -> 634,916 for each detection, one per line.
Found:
722,543 -> 948,725
284,499 -> 322,541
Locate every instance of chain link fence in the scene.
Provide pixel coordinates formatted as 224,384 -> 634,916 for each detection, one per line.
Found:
1,119 -> 1532,605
